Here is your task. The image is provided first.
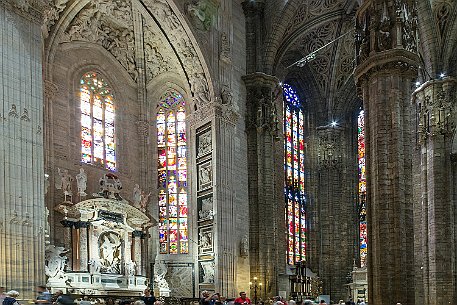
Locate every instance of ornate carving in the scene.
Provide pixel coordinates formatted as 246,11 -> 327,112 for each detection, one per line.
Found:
45,245 -> 68,282
88,258 -> 102,274
8,104 -> 19,118
143,22 -> 180,82
20,108 -> 31,121
94,173 -> 122,200
62,0 -> 137,81
317,126 -> 344,169
198,161 -> 212,191
414,78 -> 457,142
435,2 -> 450,38
240,235 -> 249,257
197,130 -> 212,157
42,0 -> 70,37
143,0 -> 213,106
3,0 -> 50,23
198,195 -> 213,221
44,80 -> 58,100
154,261 -> 169,290
199,260 -> 215,284
185,0 -> 218,31
198,227 -> 213,253
220,32 -> 231,63
99,231 -> 122,273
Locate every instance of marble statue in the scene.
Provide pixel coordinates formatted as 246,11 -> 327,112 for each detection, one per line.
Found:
133,184 -> 142,207
99,232 -> 122,273
88,258 -> 102,274
126,260 -> 137,276
140,191 -> 151,212
154,261 -> 169,290
76,168 -> 87,197
56,168 -> 73,200
45,245 -> 68,282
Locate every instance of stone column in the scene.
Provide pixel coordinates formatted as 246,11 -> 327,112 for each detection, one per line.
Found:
60,220 -> 74,270
0,0 -> 47,299
76,221 -> 90,272
315,126 -> 357,301
242,73 -> 283,298
132,230 -> 143,275
355,1 -> 419,305
412,78 -> 457,305
241,0 -> 265,74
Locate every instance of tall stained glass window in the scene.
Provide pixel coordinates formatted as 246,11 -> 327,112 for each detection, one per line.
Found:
284,84 -> 307,265
80,72 -> 116,170
358,110 -> 367,267
157,91 -> 188,254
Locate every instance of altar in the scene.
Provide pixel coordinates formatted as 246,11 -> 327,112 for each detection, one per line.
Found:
47,195 -> 152,296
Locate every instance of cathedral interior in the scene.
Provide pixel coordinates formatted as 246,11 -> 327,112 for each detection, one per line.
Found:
1,0 -> 457,305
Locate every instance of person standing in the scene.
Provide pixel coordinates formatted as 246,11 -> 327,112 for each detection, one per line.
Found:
3,291 -> 20,305
140,289 -> 156,305
35,286 -> 52,305
234,292 -> 251,305
0,287 -> 6,304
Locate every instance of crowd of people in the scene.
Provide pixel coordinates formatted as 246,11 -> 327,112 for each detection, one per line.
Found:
0,286 -> 162,305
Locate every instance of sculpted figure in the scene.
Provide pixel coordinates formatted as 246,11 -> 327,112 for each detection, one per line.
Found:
76,168 -> 87,196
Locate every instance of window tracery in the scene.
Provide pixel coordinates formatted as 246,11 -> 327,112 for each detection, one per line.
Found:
284,84 -> 307,264
157,90 -> 189,254
80,71 -> 116,171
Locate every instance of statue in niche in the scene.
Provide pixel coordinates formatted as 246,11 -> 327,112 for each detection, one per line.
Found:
56,168 -> 73,201
220,86 -> 233,106
198,162 -> 212,190
133,184 -> 142,208
45,245 -> 68,281
76,168 -> 87,197
99,232 -> 122,273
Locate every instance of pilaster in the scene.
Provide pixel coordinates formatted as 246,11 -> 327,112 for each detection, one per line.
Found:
0,3 -> 46,298
189,100 -> 240,296
412,78 -> 457,305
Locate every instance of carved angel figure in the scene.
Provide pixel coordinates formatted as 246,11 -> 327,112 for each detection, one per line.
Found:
45,245 -> 68,280
99,232 -> 122,273
88,258 -> 102,274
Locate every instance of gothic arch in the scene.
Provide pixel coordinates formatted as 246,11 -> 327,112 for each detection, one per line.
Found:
43,0 -> 216,109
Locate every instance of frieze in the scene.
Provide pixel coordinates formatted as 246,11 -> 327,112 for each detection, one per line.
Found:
2,0 -> 50,24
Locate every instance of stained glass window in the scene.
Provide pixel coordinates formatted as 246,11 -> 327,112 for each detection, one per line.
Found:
80,72 -> 116,170
157,90 -> 188,254
358,110 -> 367,267
284,84 -> 307,265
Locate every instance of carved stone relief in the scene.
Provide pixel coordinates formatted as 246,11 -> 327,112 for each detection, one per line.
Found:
165,263 -> 194,297
62,0 -> 137,81
220,32 -> 231,63
45,245 -> 68,282
143,0 -> 213,107
143,21 -> 181,82
185,0 -> 218,31
199,260 -> 215,284
198,226 -> 213,253
198,195 -> 213,221
98,231 -> 122,273
198,160 -> 212,191
197,129 -> 212,157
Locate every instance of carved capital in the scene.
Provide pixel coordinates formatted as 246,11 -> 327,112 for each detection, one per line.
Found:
60,219 -> 76,228
413,77 -> 457,142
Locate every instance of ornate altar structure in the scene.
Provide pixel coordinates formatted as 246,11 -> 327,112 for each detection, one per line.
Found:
49,197 -> 152,296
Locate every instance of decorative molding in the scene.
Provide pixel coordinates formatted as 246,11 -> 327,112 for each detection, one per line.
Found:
2,0 -> 50,24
